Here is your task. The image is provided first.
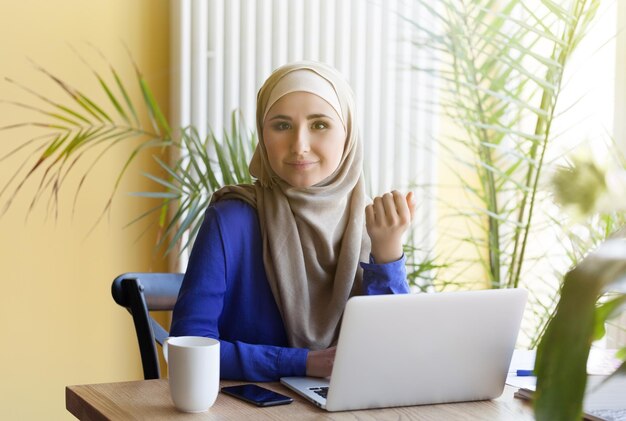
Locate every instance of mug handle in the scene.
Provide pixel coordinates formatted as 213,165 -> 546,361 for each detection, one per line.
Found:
163,337 -> 172,363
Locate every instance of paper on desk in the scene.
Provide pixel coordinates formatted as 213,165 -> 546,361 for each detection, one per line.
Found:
505,348 -> 622,390
507,350 -> 535,375
587,349 -> 623,376
506,375 -> 537,390
507,349 -> 621,376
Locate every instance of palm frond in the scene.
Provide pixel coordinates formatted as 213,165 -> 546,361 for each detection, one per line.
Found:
0,51 -> 169,221
410,0 -> 604,299
131,111 -> 257,255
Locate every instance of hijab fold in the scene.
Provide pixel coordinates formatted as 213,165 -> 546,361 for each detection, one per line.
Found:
211,61 -> 368,350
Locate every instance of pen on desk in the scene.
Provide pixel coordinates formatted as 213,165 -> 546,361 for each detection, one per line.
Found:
516,369 -> 535,377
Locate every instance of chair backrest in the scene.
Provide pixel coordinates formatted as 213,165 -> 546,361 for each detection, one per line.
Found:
111,272 -> 184,380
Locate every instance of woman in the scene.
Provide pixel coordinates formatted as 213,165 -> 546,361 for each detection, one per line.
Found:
170,61 -> 415,381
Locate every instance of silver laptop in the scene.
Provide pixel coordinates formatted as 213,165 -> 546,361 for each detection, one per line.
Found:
281,288 -> 527,411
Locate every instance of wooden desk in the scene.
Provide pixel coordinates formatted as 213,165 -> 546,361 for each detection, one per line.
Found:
66,379 -> 534,420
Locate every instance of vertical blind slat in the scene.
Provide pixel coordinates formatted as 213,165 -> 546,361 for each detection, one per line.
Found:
395,0 -> 412,190
333,0 -> 350,75
239,0 -> 256,126
224,0 -> 241,128
350,0 -> 366,174
272,0 -> 288,68
207,0 -> 224,136
287,0 -> 303,62
170,0 -> 191,130
319,0 -> 335,65
191,0 -> 209,138
304,0 -> 320,60
364,3 -> 382,194
255,0 -> 273,90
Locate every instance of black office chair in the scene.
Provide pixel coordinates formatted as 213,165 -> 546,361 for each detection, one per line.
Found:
111,272 -> 184,380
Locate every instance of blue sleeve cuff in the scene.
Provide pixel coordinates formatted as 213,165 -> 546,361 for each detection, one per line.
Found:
359,253 -> 409,294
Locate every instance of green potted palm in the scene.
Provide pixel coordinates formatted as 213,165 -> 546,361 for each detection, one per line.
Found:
408,0 -> 611,346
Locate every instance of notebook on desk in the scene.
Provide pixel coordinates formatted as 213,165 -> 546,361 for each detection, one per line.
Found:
281,288 -> 528,412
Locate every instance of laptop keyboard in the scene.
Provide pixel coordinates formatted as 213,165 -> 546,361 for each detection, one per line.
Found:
309,387 -> 329,399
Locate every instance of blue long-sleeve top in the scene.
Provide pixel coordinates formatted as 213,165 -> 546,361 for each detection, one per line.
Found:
170,199 -> 409,381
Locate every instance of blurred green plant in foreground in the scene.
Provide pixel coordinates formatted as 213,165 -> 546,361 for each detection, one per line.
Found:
534,150 -> 626,421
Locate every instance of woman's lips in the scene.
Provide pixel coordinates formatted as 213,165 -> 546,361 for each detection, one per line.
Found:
286,160 -> 318,170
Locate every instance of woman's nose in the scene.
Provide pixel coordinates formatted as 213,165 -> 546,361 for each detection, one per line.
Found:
291,126 -> 310,154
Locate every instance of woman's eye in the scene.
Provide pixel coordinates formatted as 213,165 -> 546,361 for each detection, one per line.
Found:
273,122 -> 291,131
312,121 -> 328,130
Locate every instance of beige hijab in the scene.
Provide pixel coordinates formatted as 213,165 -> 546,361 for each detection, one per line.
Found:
211,61 -> 369,350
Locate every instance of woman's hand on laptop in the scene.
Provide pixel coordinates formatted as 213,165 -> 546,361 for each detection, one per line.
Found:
366,190 -> 416,263
306,346 -> 336,378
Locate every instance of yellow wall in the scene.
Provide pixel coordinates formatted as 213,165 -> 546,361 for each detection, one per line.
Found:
0,1 -> 169,419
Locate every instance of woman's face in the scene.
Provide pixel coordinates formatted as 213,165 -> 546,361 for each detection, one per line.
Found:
262,91 -> 347,188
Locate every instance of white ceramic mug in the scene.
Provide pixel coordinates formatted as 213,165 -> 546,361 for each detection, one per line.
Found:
163,336 -> 220,412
